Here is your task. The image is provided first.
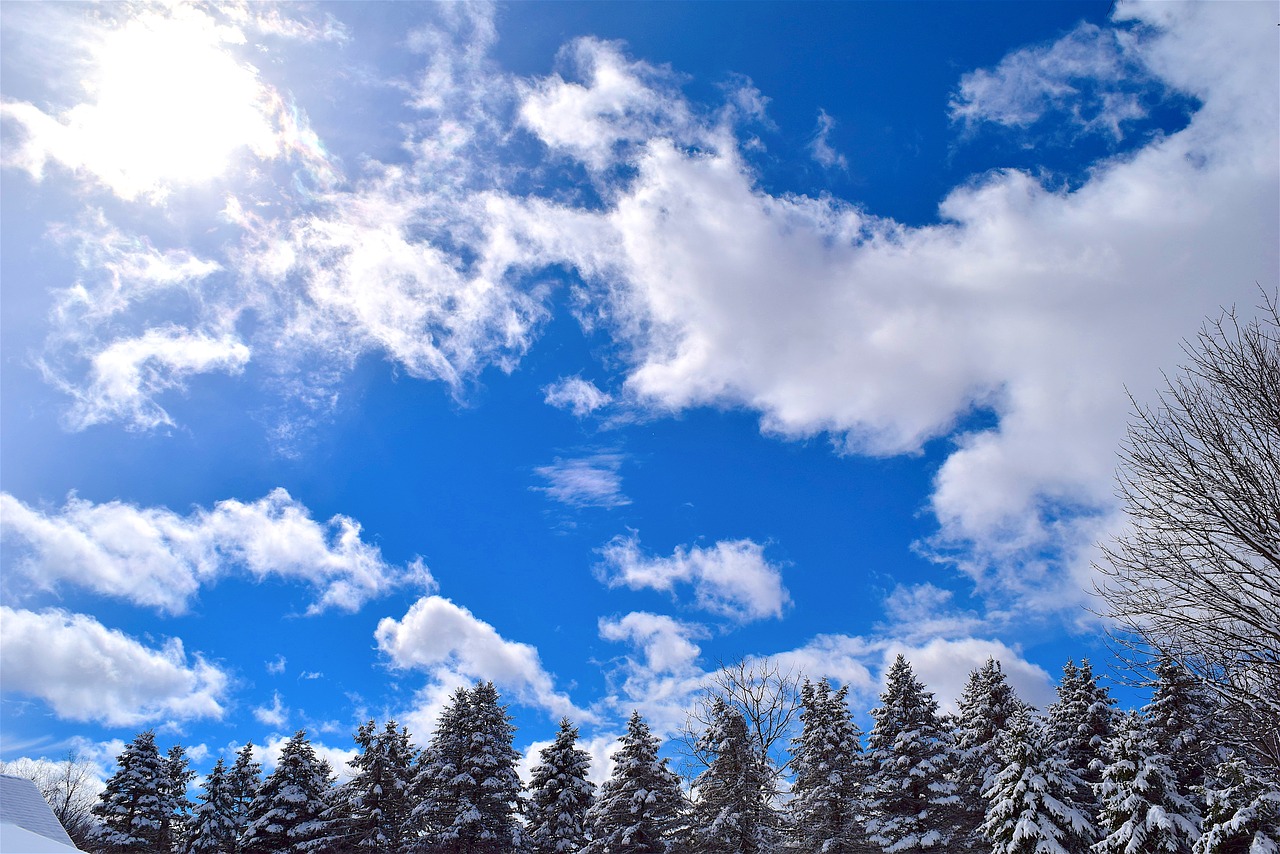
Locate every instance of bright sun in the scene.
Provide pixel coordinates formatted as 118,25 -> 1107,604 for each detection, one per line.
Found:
67,7 -> 278,200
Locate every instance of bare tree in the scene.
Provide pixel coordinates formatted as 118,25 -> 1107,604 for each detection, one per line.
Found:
1094,293 -> 1280,765
0,750 -> 102,846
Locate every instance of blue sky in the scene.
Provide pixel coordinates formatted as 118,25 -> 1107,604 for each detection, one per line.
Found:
1,0 -> 1276,784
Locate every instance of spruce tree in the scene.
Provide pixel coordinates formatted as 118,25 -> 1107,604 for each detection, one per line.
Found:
691,698 -> 777,854
527,718 -> 596,854
789,678 -> 869,854
863,655 -> 959,852
228,742 -> 262,848
981,707 -> 1097,854
89,729 -> 168,853
241,730 -> 335,854
1193,758 -> 1280,854
952,659 -> 1029,852
1047,659 -> 1116,809
1142,657 -> 1222,802
160,743 -> 196,853
337,719 -> 418,850
188,757 -> 240,853
585,711 -> 686,854
1094,712 -> 1200,854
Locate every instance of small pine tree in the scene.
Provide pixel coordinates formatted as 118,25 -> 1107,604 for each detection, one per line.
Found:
981,707 -> 1097,854
1094,713 -> 1200,854
952,659 -> 1029,852
160,743 -> 196,853
1193,758 -> 1280,854
89,729 -> 168,853
585,711 -> 686,854
691,698 -> 777,854
188,757 -> 240,853
228,741 -> 262,847
241,730 -> 334,854
788,678 -> 870,854
527,718 -> 596,854
863,655 -> 959,852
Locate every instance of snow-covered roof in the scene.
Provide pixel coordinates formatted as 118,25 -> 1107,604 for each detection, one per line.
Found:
0,774 -> 82,852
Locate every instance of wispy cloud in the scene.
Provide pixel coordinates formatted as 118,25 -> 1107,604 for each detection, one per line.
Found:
809,108 -> 847,170
534,453 -> 630,509
543,376 -> 612,417
252,691 -> 289,729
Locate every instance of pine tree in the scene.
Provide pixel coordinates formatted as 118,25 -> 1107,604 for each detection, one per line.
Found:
585,711 -> 686,854
863,655 -> 959,852
228,742 -> 262,849
89,729 -> 169,853
1193,758 -> 1280,854
789,678 -> 870,854
188,757 -> 241,853
333,719 -> 418,850
160,743 -> 196,853
690,698 -> 777,854
413,681 -> 524,853
1142,658 -> 1223,803
981,707 -> 1097,854
242,730 -> 335,854
1094,712 -> 1201,854
952,659 -> 1029,852
527,718 -> 596,854
1047,659 -> 1117,808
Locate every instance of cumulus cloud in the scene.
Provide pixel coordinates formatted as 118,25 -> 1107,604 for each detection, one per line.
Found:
0,488 -> 426,614
253,692 -> 290,729
534,453 -> 630,509
0,606 -> 228,726
595,611 -> 708,733
544,376 -> 613,417
597,534 -> 790,622
375,595 -> 590,730
879,636 -> 1057,716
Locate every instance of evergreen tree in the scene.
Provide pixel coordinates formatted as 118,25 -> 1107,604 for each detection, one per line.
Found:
585,711 -> 686,854
336,719 -> 418,850
413,681 -> 524,853
1094,713 -> 1200,854
789,678 -> 870,854
1193,758 -> 1280,854
161,743 -> 196,853
188,757 -> 241,853
228,742 -> 262,849
952,659 -> 1029,852
863,655 -> 959,852
981,708 -> 1097,854
241,730 -> 334,854
1142,658 -> 1223,802
1047,659 -> 1117,807
690,698 -> 777,854
527,718 -> 596,854
89,729 -> 168,853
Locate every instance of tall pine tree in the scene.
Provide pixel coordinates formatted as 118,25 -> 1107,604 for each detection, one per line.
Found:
1047,659 -> 1116,813
339,719 -> 417,850
951,659 -> 1029,852
241,730 -> 334,854
89,729 -> 168,853
527,718 -> 596,854
160,743 -> 195,854
585,711 -> 686,854
228,742 -> 262,849
188,757 -> 241,853
1142,657 -> 1223,803
863,655 -> 959,852
788,678 -> 870,854
690,698 -> 777,854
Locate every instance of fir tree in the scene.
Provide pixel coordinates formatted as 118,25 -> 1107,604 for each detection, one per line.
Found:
241,730 -> 334,854
335,719 -> 418,850
228,742 -> 262,848
161,743 -> 196,853
1193,758 -> 1280,854
188,757 -> 241,853
1142,657 -> 1223,802
690,698 -> 777,854
89,729 -> 169,853
863,655 -> 959,852
952,659 -> 1029,852
981,707 -> 1097,854
1094,713 -> 1200,854
1047,659 -> 1117,808
585,711 -> 686,854
789,678 -> 870,854
527,718 -> 596,854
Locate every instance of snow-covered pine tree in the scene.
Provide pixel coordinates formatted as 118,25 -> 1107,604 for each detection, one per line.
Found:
526,717 -> 596,854
89,729 -> 169,853
690,698 -> 777,854
241,730 -> 335,854
951,659 -> 1029,852
585,710 -> 686,854
863,655 -> 959,852
188,757 -> 240,853
788,678 -> 871,854
1094,712 -> 1201,854
337,719 -> 418,850
981,707 -> 1097,854
160,743 -> 195,853
229,741 -> 262,845
1047,659 -> 1117,810
1142,657 -> 1223,803
412,685 -> 471,847
1193,758 -> 1280,854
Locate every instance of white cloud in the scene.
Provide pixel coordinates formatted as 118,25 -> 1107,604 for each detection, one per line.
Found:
534,453 -> 629,509
544,376 -> 612,417
595,611 -> 708,735
0,606 -> 228,726
266,655 -> 287,675
879,637 -> 1057,716
597,535 -> 790,622
0,488 -> 427,614
375,595 -> 590,729
809,109 -> 848,170
253,692 -> 290,729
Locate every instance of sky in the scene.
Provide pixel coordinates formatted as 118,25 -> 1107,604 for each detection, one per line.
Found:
1,0 -> 1277,788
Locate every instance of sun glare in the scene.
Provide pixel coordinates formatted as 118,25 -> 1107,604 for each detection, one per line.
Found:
69,9 -> 278,199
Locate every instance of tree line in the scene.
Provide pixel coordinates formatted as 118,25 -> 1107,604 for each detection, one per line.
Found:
74,654 -> 1278,854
